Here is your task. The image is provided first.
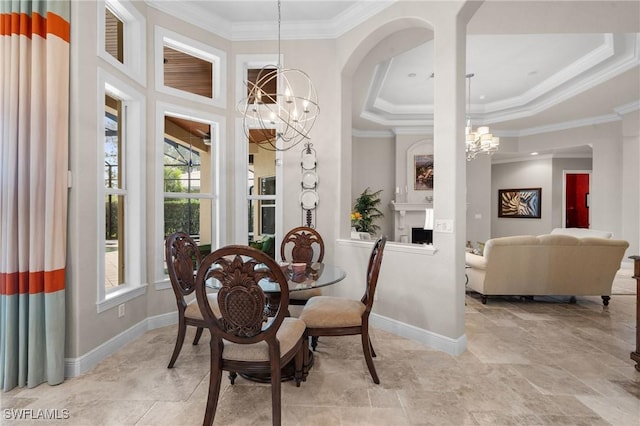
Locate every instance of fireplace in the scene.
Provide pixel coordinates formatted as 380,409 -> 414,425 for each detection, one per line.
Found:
412,227 -> 433,245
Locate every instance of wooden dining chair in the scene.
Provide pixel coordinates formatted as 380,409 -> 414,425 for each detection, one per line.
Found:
195,245 -> 306,426
298,236 -> 387,384
280,226 -> 325,306
165,231 -> 220,369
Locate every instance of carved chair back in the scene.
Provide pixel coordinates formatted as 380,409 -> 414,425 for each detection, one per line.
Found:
280,226 -> 325,264
195,245 -> 290,344
165,232 -> 202,307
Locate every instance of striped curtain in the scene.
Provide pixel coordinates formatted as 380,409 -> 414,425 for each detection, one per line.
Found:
0,0 -> 69,391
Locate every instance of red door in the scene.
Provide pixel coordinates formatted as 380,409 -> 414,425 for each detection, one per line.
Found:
565,173 -> 590,228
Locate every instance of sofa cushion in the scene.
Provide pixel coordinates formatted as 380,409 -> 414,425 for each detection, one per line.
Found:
550,228 -> 612,239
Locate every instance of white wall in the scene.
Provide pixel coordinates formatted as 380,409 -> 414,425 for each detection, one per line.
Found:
622,110 -> 640,258
465,154 -> 491,246
352,136 -> 395,238
491,159 -> 553,237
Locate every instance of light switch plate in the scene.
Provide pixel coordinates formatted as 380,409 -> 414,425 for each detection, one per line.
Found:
435,219 -> 454,233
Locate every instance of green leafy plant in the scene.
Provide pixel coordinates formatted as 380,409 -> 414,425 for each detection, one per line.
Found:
352,188 -> 384,235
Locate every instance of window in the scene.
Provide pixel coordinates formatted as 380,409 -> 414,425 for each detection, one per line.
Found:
155,104 -> 223,287
104,6 -> 123,62
104,94 -> 125,289
163,116 -> 213,249
235,55 -> 283,254
98,70 -> 146,312
155,26 -> 226,108
163,46 -> 212,98
246,129 -> 279,258
98,0 -> 146,85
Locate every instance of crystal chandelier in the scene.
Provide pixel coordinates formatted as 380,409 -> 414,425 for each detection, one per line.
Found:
465,73 -> 499,161
238,0 -> 319,151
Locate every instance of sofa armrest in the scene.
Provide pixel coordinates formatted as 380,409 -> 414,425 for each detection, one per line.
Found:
465,252 -> 486,270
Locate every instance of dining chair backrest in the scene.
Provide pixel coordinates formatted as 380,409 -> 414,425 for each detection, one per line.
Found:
280,226 -> 325,264
195,245 -> 290,344
361,236 -> 387,312
165,232 -> 201,303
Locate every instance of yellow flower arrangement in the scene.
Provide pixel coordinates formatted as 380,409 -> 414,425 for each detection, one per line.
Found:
350,211 -> 362,227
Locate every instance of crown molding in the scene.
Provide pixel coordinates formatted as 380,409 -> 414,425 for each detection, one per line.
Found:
146,0 -> 395,41
516,113 -> 621,137
352,129 -> 394,138
491,152 -> 592,165
615,100 -> 640,115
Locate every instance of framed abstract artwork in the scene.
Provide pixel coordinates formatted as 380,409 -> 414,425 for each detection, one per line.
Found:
498,188 -> 541,218
414,154 -> 433,190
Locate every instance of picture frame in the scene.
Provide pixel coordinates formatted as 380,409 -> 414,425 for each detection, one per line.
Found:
414,154 -> 433,190
498,188 -> 542,218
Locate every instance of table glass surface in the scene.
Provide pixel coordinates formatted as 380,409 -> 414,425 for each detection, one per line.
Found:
206,262 -> 346,293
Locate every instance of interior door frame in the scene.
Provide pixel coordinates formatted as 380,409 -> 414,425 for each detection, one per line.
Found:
562,170 -> 591,229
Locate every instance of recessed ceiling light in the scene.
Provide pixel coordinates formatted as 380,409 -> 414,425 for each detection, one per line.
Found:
408,73 -> 417,78
531,152 -> 539,156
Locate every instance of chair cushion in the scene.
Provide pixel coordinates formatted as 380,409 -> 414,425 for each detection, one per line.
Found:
222,317 -> 306,362
290,288 -> 322,300
185,293 -> 220,319
298,296 -> 366,328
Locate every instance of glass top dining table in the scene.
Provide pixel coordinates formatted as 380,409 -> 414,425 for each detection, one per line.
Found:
206,262 -> 346,315
259,262 -> 346,293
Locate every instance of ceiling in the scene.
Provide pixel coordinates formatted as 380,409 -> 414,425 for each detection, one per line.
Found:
148,0 -> 640,162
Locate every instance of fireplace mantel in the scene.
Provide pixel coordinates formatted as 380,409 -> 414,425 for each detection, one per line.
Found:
389,201 -> 431,233
389,202 -> 431,212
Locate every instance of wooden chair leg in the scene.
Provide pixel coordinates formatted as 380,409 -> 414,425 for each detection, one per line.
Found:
228,372 -> 237,385
168,318 -> 187,368
361,329 -> 379,384
369,336 -> 377,358
270,359 -> 282,426
311,336 -> 318,351
302,332 -> 311,379
192,326 -> 204,345
294,339 -> 304,386
203,343 -> 223,426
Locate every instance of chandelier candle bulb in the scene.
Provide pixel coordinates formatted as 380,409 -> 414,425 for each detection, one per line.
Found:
465,73 -> 499,160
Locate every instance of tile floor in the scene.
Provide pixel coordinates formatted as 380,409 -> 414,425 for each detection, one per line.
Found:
2,273 -> 639,425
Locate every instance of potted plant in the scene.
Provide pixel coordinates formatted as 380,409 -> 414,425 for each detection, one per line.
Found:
352,188 -> 384,235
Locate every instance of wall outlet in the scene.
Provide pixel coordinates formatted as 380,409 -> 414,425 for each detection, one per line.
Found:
118,304 -> 125,318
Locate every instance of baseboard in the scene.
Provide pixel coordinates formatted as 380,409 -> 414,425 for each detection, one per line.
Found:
370,313 -> 467,356
64,310 -> 466,377
64,312 -> 177,378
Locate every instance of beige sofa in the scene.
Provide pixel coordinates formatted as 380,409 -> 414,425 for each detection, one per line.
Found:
465,234 -> 629,305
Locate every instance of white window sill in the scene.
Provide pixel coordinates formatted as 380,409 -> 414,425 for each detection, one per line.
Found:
154,278 -> 171,291
97,283 -> 148,313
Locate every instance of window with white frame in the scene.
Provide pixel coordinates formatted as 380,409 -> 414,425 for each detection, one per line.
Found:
98,71 -> 146,312
235,55 -> 283,255
98,0 -> 146,86
157,105 -> 222,284
155,26 -> 226,108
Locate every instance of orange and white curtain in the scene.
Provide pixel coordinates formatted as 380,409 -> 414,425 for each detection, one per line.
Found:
0,0 -> 69,391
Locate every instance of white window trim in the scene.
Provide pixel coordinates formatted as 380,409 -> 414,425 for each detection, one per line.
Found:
154,26 -> 227,108
233,118 -> 283,251
97,69 -> 147,313
234,54 -> 284,250
234,53 -> 282,108
97,0 -> 146,86
154,102 -> 225,289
